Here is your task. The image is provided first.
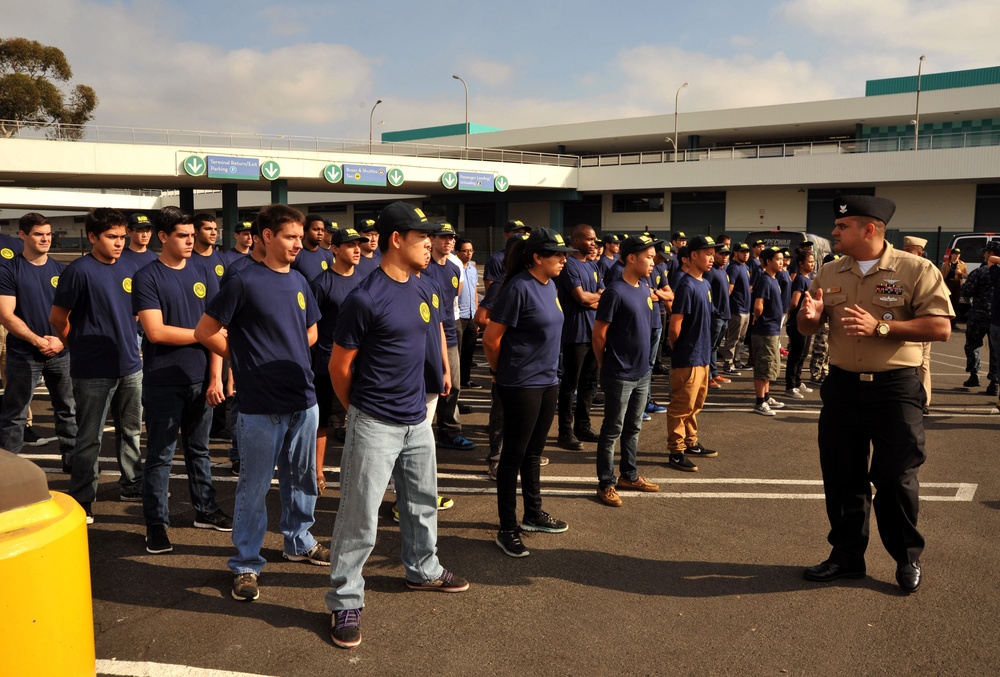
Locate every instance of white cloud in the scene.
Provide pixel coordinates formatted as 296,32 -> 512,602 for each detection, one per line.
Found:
462,59 -> 515,88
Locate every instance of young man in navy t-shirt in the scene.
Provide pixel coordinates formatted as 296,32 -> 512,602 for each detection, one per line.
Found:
0,213 -> 76,462
666,235 -> 720,472
195,204 -> 330,603
134,206 -> 233,555
121,212 -> 158,268
326,201 -> 469,650
751,247 -> 788,416
592,235 -> 661,507
292,214 -> 335,282
721,242 -> 752,375
483,219 -> 531,293
353,219 -> 382,279
51,208 -> 145,521
219,221 -> 254,267
706,244 -> 732,386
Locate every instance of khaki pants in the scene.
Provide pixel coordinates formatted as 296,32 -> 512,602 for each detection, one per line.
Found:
667,365 -> 709,453
919,342 -> 932,407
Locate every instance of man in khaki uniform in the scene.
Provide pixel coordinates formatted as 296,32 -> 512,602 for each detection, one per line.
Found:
798,196 -> 952,594
903,235 -> 933,411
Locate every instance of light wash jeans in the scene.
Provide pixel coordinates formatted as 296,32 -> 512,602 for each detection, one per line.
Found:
228,405 -> 320,576
597,373 -> 650,488
69,370 -> 143,505
327,406 -> 442,611
0,352 -> 77,456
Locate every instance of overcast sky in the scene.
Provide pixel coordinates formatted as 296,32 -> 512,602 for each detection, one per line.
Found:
5,0 -> 999,142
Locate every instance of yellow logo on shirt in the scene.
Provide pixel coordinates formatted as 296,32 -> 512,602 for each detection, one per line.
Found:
297,291 -> 306,310
647,297 -> 654,310
451,276 -> 458,288
432,293 -> 439,309
420,302 -> 431,322
708,291 -> 713,303
123,277 -> 132,293
593,271 -> 599,283
214,264 -> 224,277
0,248 -> 13,260
193,282 -> 207,299
556,298 -> 562,312
51,276 -> 59,288
322,261 -> 329,270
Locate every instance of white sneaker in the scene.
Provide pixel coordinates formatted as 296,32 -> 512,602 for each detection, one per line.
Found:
784,388 -> 805,399
753,402 -> 776,416
797,384 -> 813,393
766,397 -> 786,409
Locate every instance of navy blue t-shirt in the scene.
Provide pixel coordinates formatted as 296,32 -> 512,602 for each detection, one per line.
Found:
480,277 -> 503,311
0,233 -> 25,258
667,256 -> 686,289
597,253 -> 619,278
120,248 -> 158,269
52,254 -> 142,379
292,246 -> 334,282
706,265 -> 732,321
751,273 -> 783,336
423,257 -> 461,347
189,250 -> 226,289
726,260 -> 751,315
206,264 -> 319,415
492,270 -> 564,388
557,255 -> 599,344
220,253 -> 258,286
595,278 -> 653,380
220,248 -> 251,267
484,250 -> 506,284
748,257 -> 763,289
777,270 -> 792,314
670,274 -> 713,368
417,275 -> 446,395
0,255 -> 67,361
786,273 -> 811,329
334,268 -> 436,425
133,259 -> 218,385
354,253 -> 381,280
310,268 -> 363,375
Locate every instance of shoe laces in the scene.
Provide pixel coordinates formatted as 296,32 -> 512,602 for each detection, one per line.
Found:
335,609 -> 361,629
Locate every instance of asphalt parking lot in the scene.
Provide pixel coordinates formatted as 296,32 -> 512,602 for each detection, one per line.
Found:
16,330 -> 1000,676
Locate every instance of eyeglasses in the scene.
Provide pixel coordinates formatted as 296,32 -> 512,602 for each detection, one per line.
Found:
459,248 -> 474,253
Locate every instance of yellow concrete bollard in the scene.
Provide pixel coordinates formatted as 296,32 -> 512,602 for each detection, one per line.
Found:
0,450 -> 95,677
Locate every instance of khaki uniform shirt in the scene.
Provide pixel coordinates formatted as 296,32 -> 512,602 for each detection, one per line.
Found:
809,244 -> 954,371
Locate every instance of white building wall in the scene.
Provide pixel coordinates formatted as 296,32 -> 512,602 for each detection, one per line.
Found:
878,184 -> 978,233
725,188 -> 808,232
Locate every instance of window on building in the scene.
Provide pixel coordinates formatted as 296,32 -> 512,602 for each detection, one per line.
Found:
613,193 -> 664,213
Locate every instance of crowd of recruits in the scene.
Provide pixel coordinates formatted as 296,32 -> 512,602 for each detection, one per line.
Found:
0,194 -> 961,649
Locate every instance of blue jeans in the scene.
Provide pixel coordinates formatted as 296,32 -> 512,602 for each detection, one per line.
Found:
141,382 -> 219,526
647,324 -> 663,407
597,373 -> 650,488
327,406 -> 442,611
69,370 -> 143,504
709,317 -> 728,379
228,405 -> 320,575
0,353 -> 76,457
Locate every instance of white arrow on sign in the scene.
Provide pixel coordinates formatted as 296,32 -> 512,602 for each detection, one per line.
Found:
324,165 -> 342,183
185,157 -> 204,175
495,176 -> 509,192
262,162 -> 280,180
442,172 -> 457,189
388,169 -> 404,186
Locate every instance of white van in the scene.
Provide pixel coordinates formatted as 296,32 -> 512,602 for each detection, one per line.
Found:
944,233 -> 1000,272
743,230 -> 833,265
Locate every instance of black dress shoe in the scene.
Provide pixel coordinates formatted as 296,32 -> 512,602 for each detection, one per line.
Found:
557,433 -> 582,451
896,561 -> 921,593
803,560 -> 866,582
574,428 -> 600,443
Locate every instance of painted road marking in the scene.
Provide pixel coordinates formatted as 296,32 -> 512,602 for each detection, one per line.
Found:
97,659 -> 272,676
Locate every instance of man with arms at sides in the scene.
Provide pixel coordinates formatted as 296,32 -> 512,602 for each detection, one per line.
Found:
749,247 -> 787,416
51,208 -> 144,521
195,204 -> 330,603
721,242 -> 752,375
191,212 -> 230,440
798,196 -> 952,593
902,235 -> 933,413
706,243 -> 732,387
134,206 -> 232,554
592,235 -> 661,507
220,220 -> 254,266
309,226 -> 367,489
326,202 -> 469,650
292,214 -> 335,282
0,213 -> 76,463
455,237 -> 480,389
121,213 -> 158,268
353,218 -> 382,278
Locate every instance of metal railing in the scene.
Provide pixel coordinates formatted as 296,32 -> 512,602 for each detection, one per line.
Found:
581,130 -> 1000,167
0,120 -> 579,168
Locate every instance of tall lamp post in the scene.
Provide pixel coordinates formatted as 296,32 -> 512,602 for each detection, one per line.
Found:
914,55 -> 926,151
452,74 -> 469,151
672,82 -> 689,162
369,99 -> 382,153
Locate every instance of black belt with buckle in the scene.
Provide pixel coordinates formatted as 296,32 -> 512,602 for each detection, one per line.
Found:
829,366 -> 919,382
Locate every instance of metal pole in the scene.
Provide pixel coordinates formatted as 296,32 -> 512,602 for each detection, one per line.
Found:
369,99 -> 382,153
673,82 -> 688,162
914,55 -> 926,151
452,75 -> 469,150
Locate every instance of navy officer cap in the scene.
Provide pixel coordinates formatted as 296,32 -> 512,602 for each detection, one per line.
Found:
620,234 -> 662,258
833,195 -> 896,225
374,202 -> 430,235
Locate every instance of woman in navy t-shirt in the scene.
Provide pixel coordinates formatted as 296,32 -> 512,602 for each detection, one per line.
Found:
483,228 -> 576,558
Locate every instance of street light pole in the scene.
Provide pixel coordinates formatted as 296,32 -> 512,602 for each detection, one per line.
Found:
369,99 -> 382,153
452,74 -> 469,151
673,82 -> 689,162
914,55 -> 926,151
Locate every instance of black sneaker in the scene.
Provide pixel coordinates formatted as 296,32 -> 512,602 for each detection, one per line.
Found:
62,455 -> 73,474
496,529 -> 530,557
668,453 -> 698,472
22,426 -> 56,447
404,568 -> 470,592
231,572 -> 259,601
145,524 -> 173,554
520,511 -> 569,533
574,427 -> 600,443
120,488 -> 143,502
685,443 -> 718,458
987,381 -> 999,397
82,503 -> 94,525
194,509 -> 234,532
230,459 -> 240,476
557,433 -> 582,451
964,373 -> 980,388
331,608 -> 362,649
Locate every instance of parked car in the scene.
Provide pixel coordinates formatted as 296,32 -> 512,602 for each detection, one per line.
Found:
943,233 -> 1000,272
743,230 -> 833,265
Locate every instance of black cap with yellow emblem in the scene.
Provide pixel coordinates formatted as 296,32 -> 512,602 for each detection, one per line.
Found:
374,202 -> 430,236
330,227 -> 368,246
233,221 -> 253,233
524,227 -> 576,254
620,234 -> 662,258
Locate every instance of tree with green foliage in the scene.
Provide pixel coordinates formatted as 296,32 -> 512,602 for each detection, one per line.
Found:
0,37 -> 98,140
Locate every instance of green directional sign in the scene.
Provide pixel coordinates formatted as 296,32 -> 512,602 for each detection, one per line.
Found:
441,172 -> 458,189
323,164 -> 343,183
495,175 -> 510,192
261,160 -> 282,180
183,155 -> 206,177
387,168 -> 405,187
